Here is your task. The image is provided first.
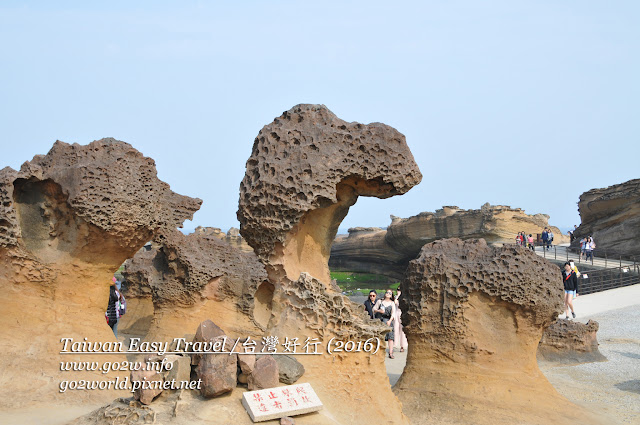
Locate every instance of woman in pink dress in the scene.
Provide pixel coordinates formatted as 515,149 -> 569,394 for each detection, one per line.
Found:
394,287 -> 408,352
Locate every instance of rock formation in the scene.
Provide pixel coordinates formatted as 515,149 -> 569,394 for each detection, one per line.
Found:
572,178 -> 640,257
538,319 -> 606,364
236,104 -> 422,424
0,138 -> 201,408
119,228 -> 268,339
394,238 -> 606,425
330,203 -> 569,279
193,225 -> 253,252
238,104 -> 422,286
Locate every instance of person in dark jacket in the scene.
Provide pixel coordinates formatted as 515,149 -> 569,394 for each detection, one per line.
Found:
364,290 -> 377,319
106,285 -> 120,337
562,262 -> 579,319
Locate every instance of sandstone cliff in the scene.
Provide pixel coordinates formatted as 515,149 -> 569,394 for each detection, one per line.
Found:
330,203 -> 568,279
0,139 -> 201,408
394,238 -> 606,425
572,178 -> 640,257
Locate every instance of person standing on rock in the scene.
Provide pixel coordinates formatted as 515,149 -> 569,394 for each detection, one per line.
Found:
394,287 -> 408,353
562,262 -> 579,319
374,290 -> 396,358
364,290 -> 377,319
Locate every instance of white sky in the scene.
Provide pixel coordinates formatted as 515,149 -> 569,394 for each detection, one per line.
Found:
2,1 -> 638,233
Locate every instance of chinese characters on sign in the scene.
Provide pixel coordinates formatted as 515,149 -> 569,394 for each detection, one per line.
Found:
241,382 -> 323,422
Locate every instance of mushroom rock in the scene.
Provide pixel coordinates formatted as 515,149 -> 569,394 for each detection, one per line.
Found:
119,228 -> 268,340
394,238 -> 606,425
238,103 -> 422,286
538,319 -> 606,364
237,104 -> 422,424
0,139 -> 201,408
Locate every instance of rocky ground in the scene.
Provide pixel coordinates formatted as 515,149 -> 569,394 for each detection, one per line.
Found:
539,304 -> 640,425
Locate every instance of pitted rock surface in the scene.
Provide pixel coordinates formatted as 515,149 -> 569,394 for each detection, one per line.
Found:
572,178 -> 640,256
401,238 -> 563,341
119,229 -> 268,338
0,138 -> 200,408
538,319 -> 606,364
394,238 -> 604,425
2,138 -> 201,259
237,104 -> 422,270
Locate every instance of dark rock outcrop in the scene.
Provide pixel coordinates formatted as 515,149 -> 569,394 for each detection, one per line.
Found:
572,178 -> 640,256
330,204 -> 568,279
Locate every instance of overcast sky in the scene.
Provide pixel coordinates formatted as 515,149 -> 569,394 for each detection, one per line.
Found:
2,1 -> 638,234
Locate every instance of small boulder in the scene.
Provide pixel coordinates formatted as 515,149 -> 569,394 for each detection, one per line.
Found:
273,355 -> 305,384
238,353 -> 256,375
191,320 -> 226,366
281,417 -> 296,425
131,368 -> 164,405
247,356 -> 279,390
195,336 -> 238,397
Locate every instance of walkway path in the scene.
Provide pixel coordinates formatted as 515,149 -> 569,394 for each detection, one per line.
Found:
533,243 -> 638,269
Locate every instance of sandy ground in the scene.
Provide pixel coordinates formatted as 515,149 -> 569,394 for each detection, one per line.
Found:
384,284 -> 640,425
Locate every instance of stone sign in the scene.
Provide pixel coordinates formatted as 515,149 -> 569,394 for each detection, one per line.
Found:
241,382 -> 323,422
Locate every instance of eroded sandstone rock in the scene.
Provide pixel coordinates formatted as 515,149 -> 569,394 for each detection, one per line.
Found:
394,238 -> 605,425
119,230 -> 268,339
194,335 -> 238,398
132,369 -> 164,405
0,138 -> 201,408
330,203 -> 569,279
572,178 -> 640,256
238,104 -> 422,285
538,319 -> 606,364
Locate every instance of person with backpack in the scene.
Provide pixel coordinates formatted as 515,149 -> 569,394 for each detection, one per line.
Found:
106,281 -> 125,338
562,262 -> 579,319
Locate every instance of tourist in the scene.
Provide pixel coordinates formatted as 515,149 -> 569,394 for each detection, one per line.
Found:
580,237 -> 588,260
515,232 -> 522,246
547,229 -> 554,250
562,262 -> 579,319
585,236 -> 596,261
569,260 -> 581,278
374,289 -> 396,359
106,284 -> 122,338
541,229 -> 548,249
364,290 -> 377,319
527,234 -> 534,251
393,287 -> 408,353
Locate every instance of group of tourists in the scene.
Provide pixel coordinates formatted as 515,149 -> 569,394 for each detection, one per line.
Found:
541,228 -> 554,250
106,277 -> 126,338
515,232 -> 535,250
363,288 -> 408,359
579,236 -> 596,261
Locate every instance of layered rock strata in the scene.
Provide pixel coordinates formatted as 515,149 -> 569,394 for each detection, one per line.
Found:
572,178 -> 640,257
0,139 -> 201,408
394,238 -> 606,425
538,319 -> 606,364
330,203 -> 568,279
